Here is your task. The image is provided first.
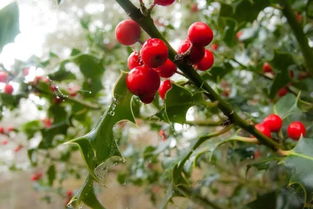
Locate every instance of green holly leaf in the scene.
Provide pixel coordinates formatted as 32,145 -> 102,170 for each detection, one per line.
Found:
69,175 -> 105,209
68,72 -> 135,180
49,64 -> 76,81
73,54 -> 104,79
0,2 -> 19,52
21,120 -> 41,138
273,93 -> 300,119
284,138 -> 313,202
160,84 -> 203,123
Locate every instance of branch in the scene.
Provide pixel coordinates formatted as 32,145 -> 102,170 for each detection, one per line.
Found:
115,0 -> 281,151
279,0 -> 313,75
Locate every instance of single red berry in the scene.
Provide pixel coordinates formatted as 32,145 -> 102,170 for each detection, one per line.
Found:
127,51 -> 142,70
154,0 -> 175,6
31,172 -> 43,181
139,93 -> 156,104
42,118 -> 52,128
253,150 -> 261,159
287,121 -> 306,140
66,190 -> 74,198
236,31 -> 243,39
0,127 -> 4,134
262,114 -> 282,132
68,87 -> 78,97
159,130 -> 167,141
278,87 -> 288,97
188,22 -> 213,47
50,84 -> 58,92
6,126 -> 14,132
289,70 -> 294,78
262,62 -> 273,73
255,123 -> 271,138
158,80 -> 172,99
153,59 -> 176,78
53,96 -> 64,104
126,66 -> 160,99
13,145 -> 24,152
211,43 -> 219,51
177,39 -> 205,64
4,84 -> 13,94
115,19 -> 141,45
296,12 -> 303,23
190,3 -> 199,12
140,38 -> 168,68
1,139 -> 8,145
195,49 -> 214,71
0,71 -> 8,82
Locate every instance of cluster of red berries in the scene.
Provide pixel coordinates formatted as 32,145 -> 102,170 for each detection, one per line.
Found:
115,18 -> 214,103
0,71 -> 14,95
254,114 -> 306,141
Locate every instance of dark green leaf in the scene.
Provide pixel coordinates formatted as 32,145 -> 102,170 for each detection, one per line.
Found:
47,164 -> 56,186
273,94 -> 299,118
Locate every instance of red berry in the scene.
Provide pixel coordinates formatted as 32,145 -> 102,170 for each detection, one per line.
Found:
66,190 -> 74,198
158,80 -> 172,99
211,43 -> 219,51
278,87 -> 288,97
236,31 -> 243,39
262,62 -> 272,73
50,85 -> 58,92
115,19 -> 141,45
1,139 -> 8,145
140,38 -> 168,68
287,121 -> 306,140
53,96 -> 64,104
42,118 -> 52,128
190,3 -> 199,12
262,114 -> 282,132
6,126 -> 14,132
154,0 -> 175,6
13,145 -> 24,152
153,59 -> 176,78
195,49 -> 214,71
68,87 -> 78,97
4,84 -> 13,94
0,127 -> 4,134
177,39 -> 205,64
139,93 -> 155,104
159,130 -> 167,141
0,71 -> 8,82
126,66 -> 160,100
255,123 -> 271,138
31,172 -> 43,181
188,22 -> 213,47
127,51 -> 142,70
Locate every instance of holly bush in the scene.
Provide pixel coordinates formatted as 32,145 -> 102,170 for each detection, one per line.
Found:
1,0 -> 313,208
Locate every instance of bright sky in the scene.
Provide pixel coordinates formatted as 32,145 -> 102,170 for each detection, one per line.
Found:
0,0 -> 66,69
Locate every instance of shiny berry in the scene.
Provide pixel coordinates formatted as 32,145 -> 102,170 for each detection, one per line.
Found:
140,38 -> 168,68
127,51 -> 142,70
187,22 -> 213,47
195,49 -> 214,71
177,39 -> 205,64
255,123 -> 271,138
278,87 -> 288,97
262,114 -> 282,132
262,62 -> 272,73
153,59 -> 176,78
158,80 -> 172,99
0,127 -> 4,134
139,93 -> 155,104
115,19 -> 141,45
154,0 -> 175,6
287,121 -> 306,140
211,43 -> 219,51
0,71 -> 8,82
126,66 -> 160,99
4,84 -> 13,94
31,172 -> 43,181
